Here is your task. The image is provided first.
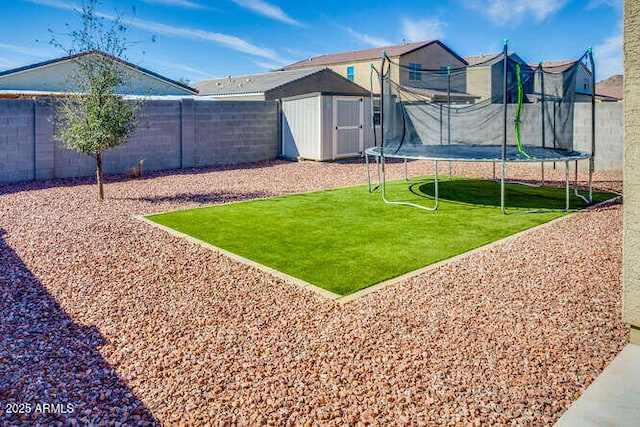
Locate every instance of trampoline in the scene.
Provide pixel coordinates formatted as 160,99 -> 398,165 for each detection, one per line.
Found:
366,40 -> 596,213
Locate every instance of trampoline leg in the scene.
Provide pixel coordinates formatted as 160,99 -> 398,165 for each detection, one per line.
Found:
365,151 -> 381,193
404,158 -> 408,181
573,159 -> 593,205
589,160 -> 593,202
366,151 -> 371,190
541,163 -> 545,187
448,161 -> 452,180
500,160 -> 506,215
434,160 -> 439,210
565,161 -> 570,212
381,155 -> 387,198
379,156 -> 438,211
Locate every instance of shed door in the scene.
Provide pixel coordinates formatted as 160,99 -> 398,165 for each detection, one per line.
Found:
333,97 -> 364,159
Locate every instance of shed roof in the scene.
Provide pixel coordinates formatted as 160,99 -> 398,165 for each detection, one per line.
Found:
194,67 -> 369,98
282,40 -> 466,70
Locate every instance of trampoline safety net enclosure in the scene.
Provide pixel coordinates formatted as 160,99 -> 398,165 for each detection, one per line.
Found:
366,41 -> 595,213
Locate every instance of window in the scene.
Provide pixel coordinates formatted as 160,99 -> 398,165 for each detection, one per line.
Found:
347,66 -> 355,82
409,63 -> 421,81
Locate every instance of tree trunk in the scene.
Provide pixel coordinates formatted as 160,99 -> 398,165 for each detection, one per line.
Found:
96,151 -> 104,200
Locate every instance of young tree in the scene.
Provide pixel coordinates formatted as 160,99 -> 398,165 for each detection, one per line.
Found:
51,0 -> 140,200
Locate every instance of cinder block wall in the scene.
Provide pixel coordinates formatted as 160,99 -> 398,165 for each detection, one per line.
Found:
573,102 -> 623,172
0,98 -> 279,183
195,101 -> 279,166
0,99 -> 35,182
485,102 -> 622,172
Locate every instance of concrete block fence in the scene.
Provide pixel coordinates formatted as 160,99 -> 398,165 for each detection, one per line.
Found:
574,102 -> 623,172
0,97 -> 622,184
0,98 -> 279,183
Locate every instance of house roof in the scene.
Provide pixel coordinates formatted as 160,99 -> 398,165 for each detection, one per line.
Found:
464,52 -> 528,67
596,74 -> 623,100
193,67 -> 368,98
595,85 -> 623,100
400,85 -> 480,102
527,59 -> 583,73
195,68 -> 324,96
0,50 -> 198,95
282,40 -> 466,70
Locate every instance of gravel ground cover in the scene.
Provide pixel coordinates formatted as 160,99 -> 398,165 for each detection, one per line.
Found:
0,159 -> 627,425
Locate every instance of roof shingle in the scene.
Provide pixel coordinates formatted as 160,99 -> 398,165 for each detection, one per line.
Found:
282,41 -> 436,70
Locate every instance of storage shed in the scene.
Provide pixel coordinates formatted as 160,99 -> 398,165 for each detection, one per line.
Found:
194,68 -> 374,161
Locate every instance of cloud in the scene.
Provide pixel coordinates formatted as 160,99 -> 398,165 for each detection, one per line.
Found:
141,0 -> 206,9
0,57 -> 21,70
0,42 -> 54,58
345,28 -> 392,48
587,0 -> 622,9
148,59 -> 214,79
253,60 -> 285,71
231,0 -> 303,26
594,21 -> 623,78
24,0 -> 287,65
463,0 -> 568,27
24,0 -> 76,11
401,17 -> 446,42
127,18 -> 283,61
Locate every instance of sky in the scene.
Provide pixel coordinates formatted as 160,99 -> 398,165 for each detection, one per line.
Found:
0,0 -> 624,84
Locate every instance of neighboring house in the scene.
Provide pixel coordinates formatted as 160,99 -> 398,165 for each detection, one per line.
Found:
193,67 -> 368,100
281,40 -> 468,96
195,67 -> 374,161
529,60 -> 594,102
0,50 -> 198,97
465,52 -> 533,103
596,74 -> 623,101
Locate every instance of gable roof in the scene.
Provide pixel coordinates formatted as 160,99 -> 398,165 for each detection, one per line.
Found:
595,74 -> 623,100
464,52 -> 528,67
527,59 -> 591,74
400,85 -> 480,103
195,68 -> 324,96
194,67 -> 369,98
0,50 -> 198,95
282,40 -> 466,70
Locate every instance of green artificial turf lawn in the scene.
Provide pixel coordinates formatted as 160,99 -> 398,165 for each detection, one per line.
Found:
146,177 -> 615,296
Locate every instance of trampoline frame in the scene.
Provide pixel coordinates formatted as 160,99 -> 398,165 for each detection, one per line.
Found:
365,147 -> 592,213
367,41 -> 596,214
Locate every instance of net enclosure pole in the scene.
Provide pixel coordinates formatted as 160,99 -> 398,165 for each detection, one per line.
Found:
380,51 -> 386,184
539,61 -> 545,185
588,47 -> 595,202
501,39 -> 508,214
540,61 -> 545,148
447,66 -> 452,179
